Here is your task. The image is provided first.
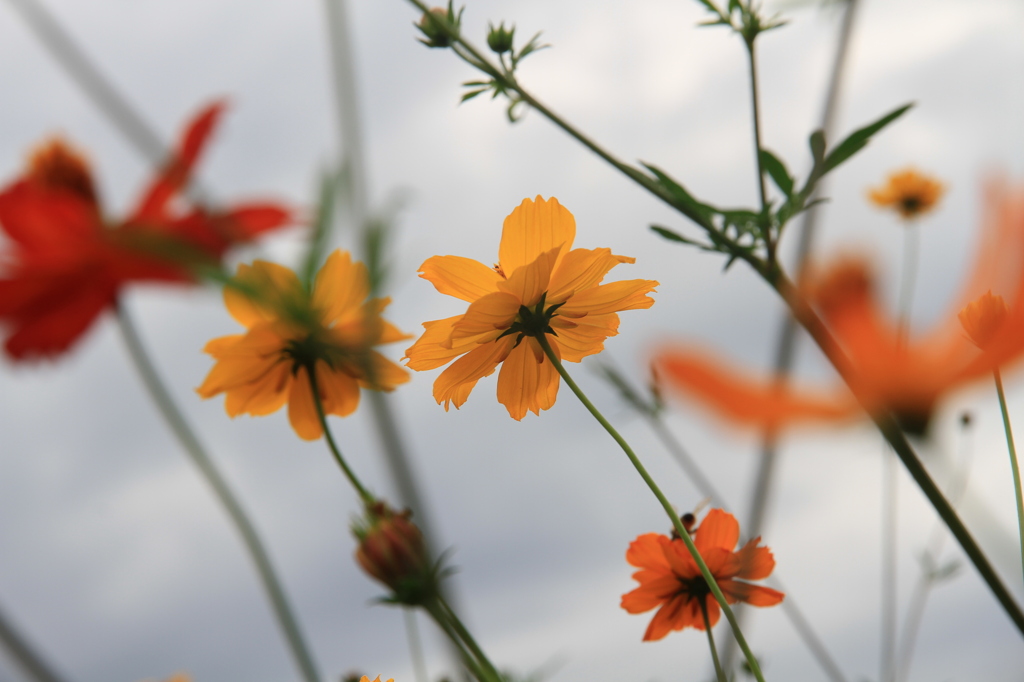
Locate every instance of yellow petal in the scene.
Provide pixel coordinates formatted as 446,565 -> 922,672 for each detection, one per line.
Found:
433,336 -> 515,410
496,247 -> 559,306
316,361 -> 361,418
405,315 -> 483,371
202,334 -> 245,358
450,292 -> 520,343
498,196 -> 575,275
496,337 -> 560,420
313,250 -> 370,325
547,248 -> 635,303
419,255 -> 501,302
551,312 -> 620,362
358,351 -> 412,391
288,366 -> 322,440
559,279 -> 658,316
226,260 -> 303,327
224,361 -> 291,416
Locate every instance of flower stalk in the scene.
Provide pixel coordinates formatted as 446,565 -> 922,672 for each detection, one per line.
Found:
994,368 -> 1024,587
307,363 -> 375,505
700,598 -> 728,682
534,334 -> 767,682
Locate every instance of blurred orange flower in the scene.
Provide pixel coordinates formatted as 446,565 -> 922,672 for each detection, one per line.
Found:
197,251 -> 410,440
405,196 -> 658,420
656,182 -> 1024,434
0,102 -> 290,359
868,168 -> 945,219
621,508 -> 783,641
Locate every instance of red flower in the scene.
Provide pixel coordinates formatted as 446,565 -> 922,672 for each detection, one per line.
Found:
0,103 -> 291,359
621,509 -> 783,641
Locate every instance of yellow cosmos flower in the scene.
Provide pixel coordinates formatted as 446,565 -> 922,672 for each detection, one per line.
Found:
405,196 -> 658,420
868,168 -> 945,220
197,250 -> 410,440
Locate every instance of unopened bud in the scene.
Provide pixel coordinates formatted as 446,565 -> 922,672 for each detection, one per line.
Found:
416,3 -> 461,49
353,501 -> 435,605
487,21 -> 515,54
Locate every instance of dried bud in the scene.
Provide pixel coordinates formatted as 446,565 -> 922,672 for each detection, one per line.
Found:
958,290 -> 1008,350
26,137 -> 98,204
353,501 -> 435,605
416,3 -> 461,48
487,21 -> 515,54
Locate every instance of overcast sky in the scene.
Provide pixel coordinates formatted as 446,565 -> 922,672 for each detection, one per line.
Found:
1,1 -> 1023,681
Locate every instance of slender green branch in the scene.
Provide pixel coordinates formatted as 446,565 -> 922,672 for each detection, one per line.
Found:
423,599 -> 500,682
700,599 -> 727,682
744,38 -> 772,261
994,369 -> 1024,587
116,305 -> 321,682
437,596 -> 503,682
0,603 -> 67,682
306,363 -> 374,505
535,335 -> 767,682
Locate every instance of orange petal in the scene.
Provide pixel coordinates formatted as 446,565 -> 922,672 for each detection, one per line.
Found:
498,196 -> 575,275
655,347 -> 857,429
694,508 -> 740,554
419,255 -> 501,302
558,279 -> 658,317
661,538 -> 701,581
450,292 -> 520,343
405,315 -> 485,371
288,366 -> 322,440
719,580 -> 784,607
433,336 -> 515,410
316,361 -> 361,418
626,532 -> 672,570
226,260 -> 303,327
496,247 -> 560,306
224,361 -> 291,417
202,334 -> 244,358
496,337 -> 560,420
551,313 -> 619,362
620,577 -> 677,614
313,250 -> 369,325
547,248 -> 634,303
723,539 -> 776,581
643,594 -> 688,641
359,351 -> 411,391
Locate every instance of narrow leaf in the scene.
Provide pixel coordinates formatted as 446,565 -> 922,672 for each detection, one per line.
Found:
821,103 -> 913,176
759,149 -> 794,197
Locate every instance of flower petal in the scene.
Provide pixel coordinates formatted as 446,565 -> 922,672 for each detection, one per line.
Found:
224,361 -> 291,417
450,292 -> 520,343
620,576 -> 679,614
419,255 -> 501,302
498,196 -> 575,276
405,315 -> 483,371
551,313 -> 619,363
694,508 -> 740,554
718,580 -> 784,607
547,248 -> 634,303
626,532 -> 672,570
317,360 -> 361,418
642,594 -> 688,641
496,247 -> 559,306
288,365 -> 322,440
313,250 -> 370,325
358,351 -> 411,391
433,336 -> 515,410
496,337 -> 560,420
558,279 -> 658,317
226,260 -> 304,328
722,539 -> 776,581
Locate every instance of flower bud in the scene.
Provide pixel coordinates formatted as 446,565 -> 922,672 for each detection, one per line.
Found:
416,3 -> 461,48
487,21 -> 515,54
958,290 -> 1008,350
353,501 -> 435,604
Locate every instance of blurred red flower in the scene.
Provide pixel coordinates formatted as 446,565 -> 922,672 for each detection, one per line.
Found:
621,508 -> 783,641
0,102 -> 291,359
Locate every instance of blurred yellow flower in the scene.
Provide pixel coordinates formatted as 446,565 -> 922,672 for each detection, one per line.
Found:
868,168 -> 945,219
197,250 -> 410,440
405,196 -> 657,420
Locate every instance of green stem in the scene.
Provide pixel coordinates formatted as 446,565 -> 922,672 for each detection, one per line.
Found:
423,599 -> 498,682
744,37 -> 773,262
437,596 -> 503,682
700,599 -> 728,682
767,272 -> 1024,635
306,364 -> 375,505
116,306 -> 321,682
994,368 -> 1024,587
534,335 -> 767,682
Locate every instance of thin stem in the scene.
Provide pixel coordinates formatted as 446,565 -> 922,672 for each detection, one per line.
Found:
115,306 -> 321,682
768,271 -> 1024,635
0,603 -> 68,682
305,364 -> 374,505
534,335 -> 767,682
744,38 -> 772,259
880,446 -> 898,682
422,600 -> 492,682
437,596 -> 503,682
994,369 -> 1024,587
404,609 -> 429,682
896,223 -> 920,345
700,599 -> 728,682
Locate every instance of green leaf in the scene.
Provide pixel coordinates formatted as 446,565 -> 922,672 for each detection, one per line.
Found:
641,163 -> 714,223
460,88 -> 489,102
759,148 -> 794,197
809,129 -> 826,167
651,224 -> 705,246
821,103 -> 913,176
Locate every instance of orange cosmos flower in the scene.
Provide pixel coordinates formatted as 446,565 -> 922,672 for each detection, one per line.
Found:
656,182 -> 1024,434
405,196 -> 658,420
197,250 -> 410,440
0,102 -> 290,359
868,168 -> 945,220
621,508 -> 783,641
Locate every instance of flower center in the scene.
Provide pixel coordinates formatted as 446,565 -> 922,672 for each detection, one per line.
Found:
496,292 -> 565,348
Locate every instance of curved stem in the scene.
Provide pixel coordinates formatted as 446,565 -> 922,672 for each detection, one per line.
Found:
700,599 -> 727,682
422,600 -> 492,682
437,596 -> 502,682
116,305 -> 321,682
534,335 -> 767,682
306,364 -> 374,505
994,369 -> 1024,587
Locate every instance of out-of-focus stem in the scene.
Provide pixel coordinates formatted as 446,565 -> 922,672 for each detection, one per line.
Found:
117,305 -> 321,682
994,369 -> 1024,587
307,364 -> 375,506
700,599 -> 727,682
0,604 -> 68,682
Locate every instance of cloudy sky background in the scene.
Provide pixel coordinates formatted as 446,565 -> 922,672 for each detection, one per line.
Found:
0,0 -> 1023,681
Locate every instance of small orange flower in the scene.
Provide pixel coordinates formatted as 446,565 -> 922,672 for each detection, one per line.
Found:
959,290 -> 1008,351
405,196 -> 658,420
621,509 -> 783,641
197,250 -> 410,440
656,182 -> 1024,434
868,168 -> 945,220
